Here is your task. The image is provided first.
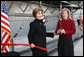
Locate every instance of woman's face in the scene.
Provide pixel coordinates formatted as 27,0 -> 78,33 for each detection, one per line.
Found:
36,11 -> 43,20
62,10 -> 68,20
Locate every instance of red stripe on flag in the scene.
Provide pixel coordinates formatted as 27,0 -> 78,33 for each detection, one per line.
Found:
1,14 -> 9,21
1,35 -> 10,52
1,25 -> 11,34
1,19 -> 10,28
5,47 -> 8,52
2,32 -> 7,42
2,32 -> 10,48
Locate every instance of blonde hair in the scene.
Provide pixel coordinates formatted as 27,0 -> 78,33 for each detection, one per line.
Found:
60,8 -> 71,19
32,7 -> 43,18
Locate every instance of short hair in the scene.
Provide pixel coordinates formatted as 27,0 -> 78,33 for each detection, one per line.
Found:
32,7 -> 43,18
60,8 -> 71,19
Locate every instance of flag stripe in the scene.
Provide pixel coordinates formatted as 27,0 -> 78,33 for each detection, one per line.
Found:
2,46 -> 9,53
8,41 -> 11,47
3,50 -> 6,53
1,25 -> 11,34
2,34 -> 11,49
43,20 -> 45,21
1,19 -> 10,28
2,35 -> 11,50
2,34 -> 9,43
5,47 -> 8,52
1,22 -> 10,31
1,14 -> 9,22
2,31 -> 6,38
1,17 -> 9,25
5,46 -> 9,52
2,32 -> 7,42
2,35 -> 10,52
1,12 -> 8,19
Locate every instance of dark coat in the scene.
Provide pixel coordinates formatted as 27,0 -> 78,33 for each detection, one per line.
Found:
28,19 -> 54,56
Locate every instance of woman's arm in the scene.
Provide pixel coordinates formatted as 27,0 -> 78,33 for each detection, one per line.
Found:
28,22 -> 35,44
46,20 -> 60,37
46,32 -> 54,38
65,20 -> 76,35
55,21 -> 60,34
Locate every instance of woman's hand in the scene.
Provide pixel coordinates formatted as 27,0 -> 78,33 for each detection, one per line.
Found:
31,43 -> 35,48
53,32 -> 56,35
53,32 -> 58,36
57,29 -> 61,34
61,29 -> 65,34
57,29 -> 65,35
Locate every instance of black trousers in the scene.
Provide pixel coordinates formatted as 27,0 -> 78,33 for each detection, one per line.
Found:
58,38 -> 74,56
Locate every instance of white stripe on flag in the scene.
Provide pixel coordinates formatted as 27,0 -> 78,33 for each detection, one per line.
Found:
2,34 -> 9,43
3,50 -> 6,53
6,46 -> 10,51
1,45 -> 2,50
1,22 -> 10,31
43,20 -> 45,22
1,17 -> 9,25
41,16 -> 44,19
1,12 -> 8,19
2,31 -> 5,37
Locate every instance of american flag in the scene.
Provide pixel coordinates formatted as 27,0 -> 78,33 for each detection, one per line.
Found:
39,3 -> 46,24
41,14 -> 46,24
1,1 -> 12,53
80,15 -> 83,31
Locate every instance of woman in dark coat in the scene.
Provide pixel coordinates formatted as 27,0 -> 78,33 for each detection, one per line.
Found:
28,8 -> 54,56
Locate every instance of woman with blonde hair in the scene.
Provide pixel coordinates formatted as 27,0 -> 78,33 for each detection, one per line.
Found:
54,8 -> 76,56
